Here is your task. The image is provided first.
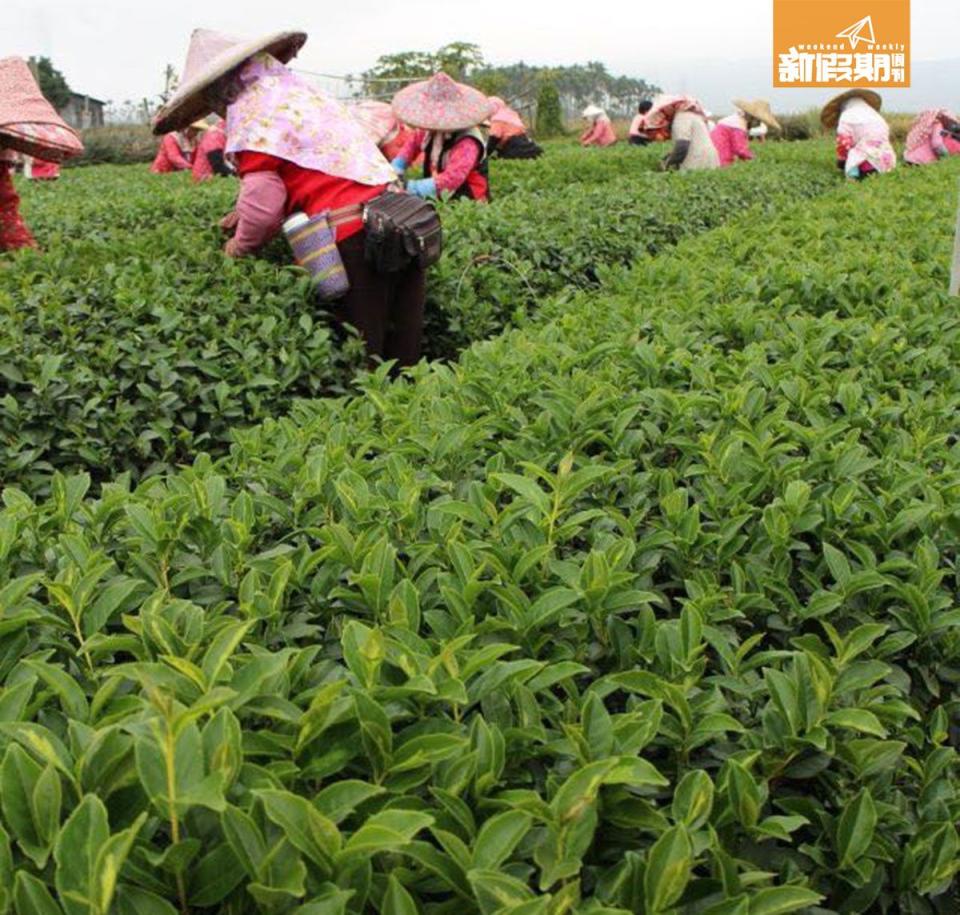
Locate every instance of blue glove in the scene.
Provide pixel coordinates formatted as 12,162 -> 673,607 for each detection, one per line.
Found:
845,164 -> 861,179
406,178 -> 437,199
390,157 -> 407,176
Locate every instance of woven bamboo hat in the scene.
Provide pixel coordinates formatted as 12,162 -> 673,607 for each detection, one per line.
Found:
153,28 -> 306,134
733,99 -> 781,131
0,57 -> 84,162
392,73 -> 494,132
820,89 -> 882,128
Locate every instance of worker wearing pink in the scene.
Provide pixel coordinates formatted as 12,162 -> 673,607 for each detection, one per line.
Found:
191,121 -> 230,181
150,131 -> 195,173
390,73 -> 494,202
711,114 -> 754,166
904,109 -> 960,165
711,101 -> 780,167
0,56 -> 84,251
581,106 -> 617,147
153,28 -> 427,366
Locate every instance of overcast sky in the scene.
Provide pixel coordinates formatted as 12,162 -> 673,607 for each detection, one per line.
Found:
8,0 -> 959,112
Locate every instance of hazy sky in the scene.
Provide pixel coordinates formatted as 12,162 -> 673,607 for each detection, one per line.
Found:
8,0 -> 958,110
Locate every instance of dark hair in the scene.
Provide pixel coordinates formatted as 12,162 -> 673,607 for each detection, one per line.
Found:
638,99 -> 653,114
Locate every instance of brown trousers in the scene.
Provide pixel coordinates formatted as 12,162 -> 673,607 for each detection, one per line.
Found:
334,231 -> 426,367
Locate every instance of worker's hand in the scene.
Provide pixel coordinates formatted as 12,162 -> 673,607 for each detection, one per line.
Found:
223,237 -> 243,258
219,211 -> 239,235
406,178 -> 437,199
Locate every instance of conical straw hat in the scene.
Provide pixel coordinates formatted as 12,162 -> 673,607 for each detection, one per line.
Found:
0,57 -> 83,161
733,98 -> 781,131
820,88 -> 882,128
392,73 -> 494,132
153,28 -> 306,134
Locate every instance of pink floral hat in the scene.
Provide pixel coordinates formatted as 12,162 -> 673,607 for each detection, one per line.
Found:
392,73 -> 494,132
488,97 -> 525,131
153,28 -> 306,134
0,57 -> 83,162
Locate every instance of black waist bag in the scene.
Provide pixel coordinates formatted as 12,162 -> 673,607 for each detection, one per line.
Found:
363,192 -> 443,273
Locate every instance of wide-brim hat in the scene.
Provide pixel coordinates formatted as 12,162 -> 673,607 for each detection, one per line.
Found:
153,28 -> 307,134
393,73 -> 494,131
0,57 -> 84,162
820,88 -> 881,128
582,105 -> 605,119
733,98 -> 781,131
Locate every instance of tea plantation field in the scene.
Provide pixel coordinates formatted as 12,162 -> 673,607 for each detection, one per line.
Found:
0,142 -> 958,914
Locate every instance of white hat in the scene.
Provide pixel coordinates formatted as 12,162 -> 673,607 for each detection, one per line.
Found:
153,27 -> 306,134
582,105 -> 605,119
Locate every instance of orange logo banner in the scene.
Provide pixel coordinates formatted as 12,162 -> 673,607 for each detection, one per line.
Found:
773,0 -> 911,88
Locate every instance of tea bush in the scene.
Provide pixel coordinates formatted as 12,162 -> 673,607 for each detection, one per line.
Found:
0,156 -> 957,913
4,144 -> 836,493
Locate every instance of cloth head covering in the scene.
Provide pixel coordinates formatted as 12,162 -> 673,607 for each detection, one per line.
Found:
837,96 -> 887,129
0,57 -> 83,162
582,105 -> 605,119
348,100 -> 399,146
906,108 -> 956,153
821,89 -> 881,128
224,54 -> 396,187
732,98 -> 781,131
153,28 -> 307,134
392,73 -> 494,131
489,97 -> 525,131
643,94 -> 708,133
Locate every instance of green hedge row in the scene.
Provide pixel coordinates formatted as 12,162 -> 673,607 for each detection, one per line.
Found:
5,145 -> 837,493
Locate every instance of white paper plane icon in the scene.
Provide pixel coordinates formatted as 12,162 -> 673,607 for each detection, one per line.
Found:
836,15 -> 876,49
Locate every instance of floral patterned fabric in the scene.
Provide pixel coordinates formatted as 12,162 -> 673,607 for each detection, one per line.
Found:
836,101 -> 896,175
0,164 -> 37,251
643,95 -> 708,135
904,109 -> 958,165
225,54 -> 396,187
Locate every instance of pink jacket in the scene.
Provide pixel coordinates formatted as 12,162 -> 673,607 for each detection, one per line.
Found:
581,117 -> 617,147
710,115 -> 754,167
904,126 -> 951,165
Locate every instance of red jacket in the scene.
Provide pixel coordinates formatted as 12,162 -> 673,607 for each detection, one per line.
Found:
151,134 -> 192,173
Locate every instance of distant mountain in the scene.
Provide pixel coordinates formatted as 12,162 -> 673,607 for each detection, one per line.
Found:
625,56 -> 960,115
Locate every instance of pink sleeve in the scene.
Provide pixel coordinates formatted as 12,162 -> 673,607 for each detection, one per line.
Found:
581,125 -> 598,146
397,129 -> 425,164
231,171 -> 288,255
433,138 -> 480,194
732,129 -> 754,161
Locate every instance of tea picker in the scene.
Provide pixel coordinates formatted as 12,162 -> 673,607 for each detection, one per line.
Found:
389,73 -> 495,202
904,109 -> 960,166
711,99 -> 782,167
644,94 -> 719,171
0,56 -> 83,252
580,105 -> 618,147
821,89 -> 896,180
153,27 -> 439,368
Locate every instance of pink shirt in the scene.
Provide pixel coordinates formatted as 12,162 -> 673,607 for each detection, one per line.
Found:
581,117 -> 617,147
397,129 -> 485,198
710,115 -> 754,167
150,134 -> 192,173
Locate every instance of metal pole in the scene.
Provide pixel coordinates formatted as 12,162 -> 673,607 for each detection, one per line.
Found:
951,178 -> 960,297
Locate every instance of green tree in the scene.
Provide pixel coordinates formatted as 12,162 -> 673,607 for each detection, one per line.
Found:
27,56 -> 71,109
535,80 -> 565,138
434,42 -> 485,81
